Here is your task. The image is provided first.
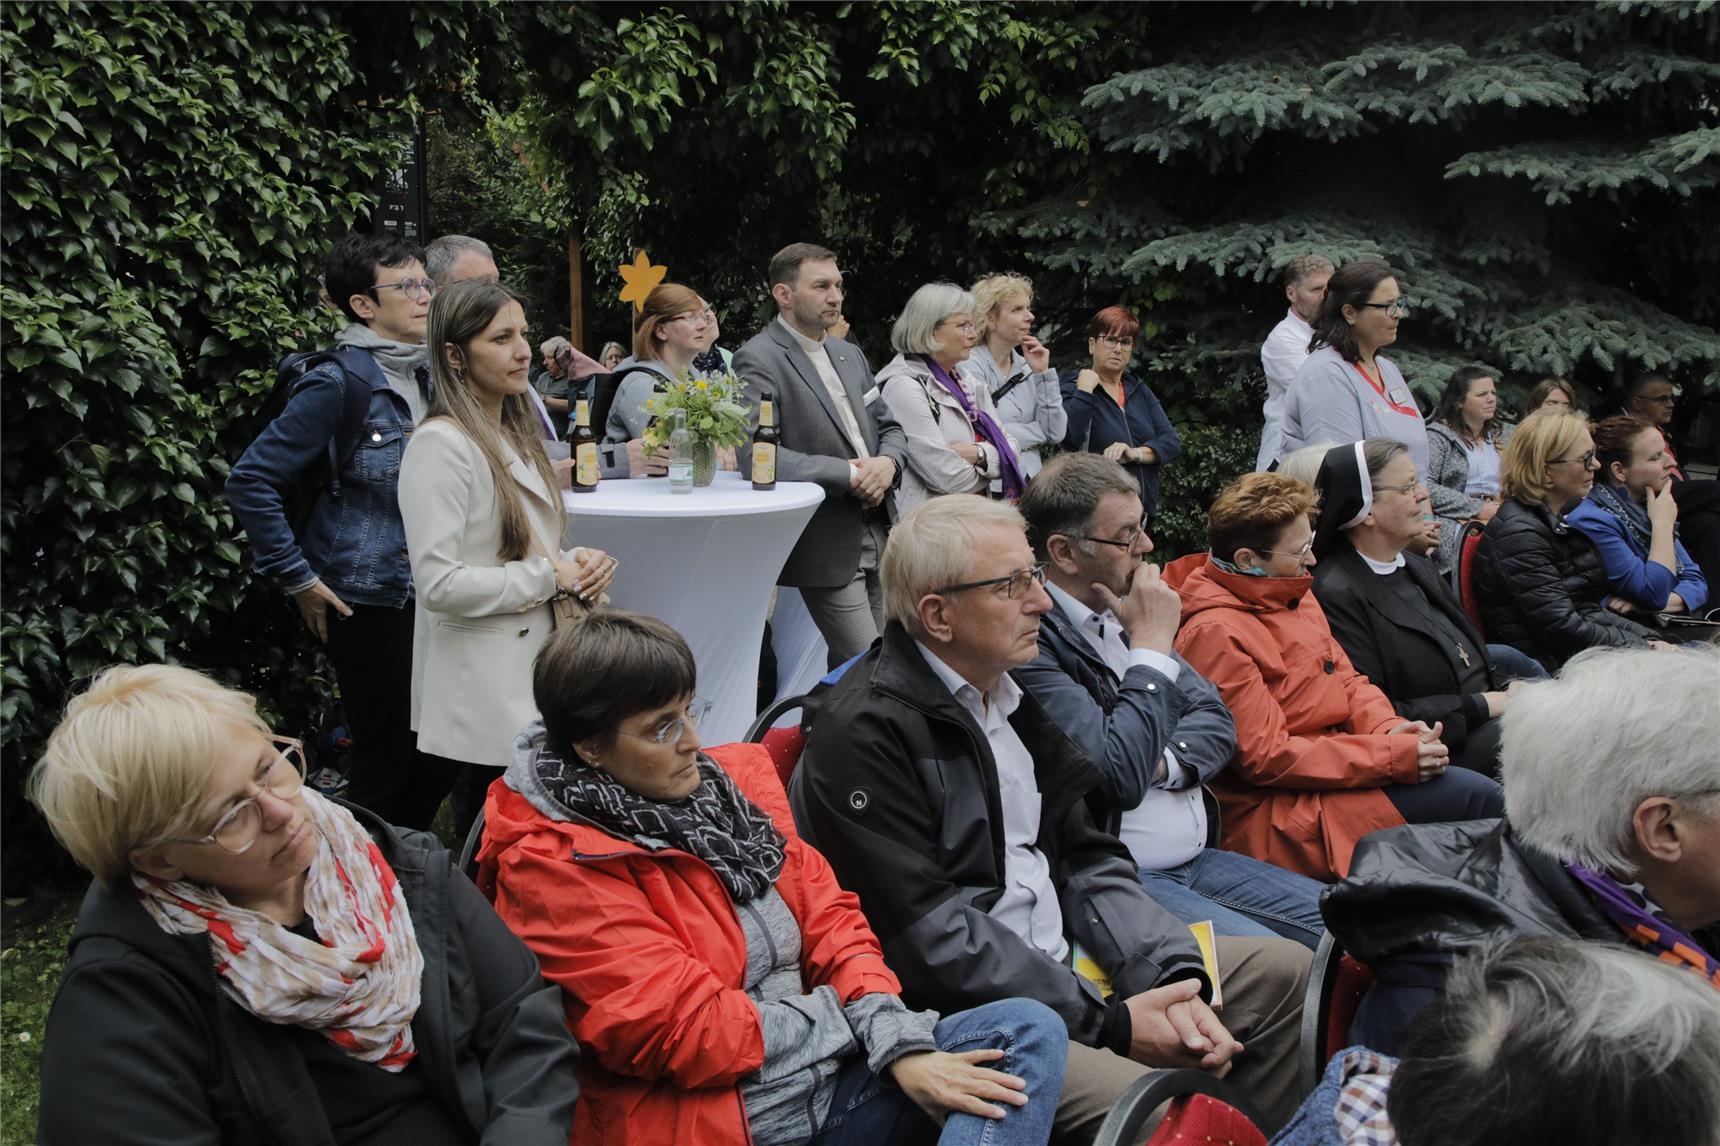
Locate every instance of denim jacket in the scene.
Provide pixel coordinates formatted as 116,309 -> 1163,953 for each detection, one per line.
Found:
226,351 -> 420,607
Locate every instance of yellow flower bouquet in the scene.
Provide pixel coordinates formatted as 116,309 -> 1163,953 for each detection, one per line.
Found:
640,372 -> 752,453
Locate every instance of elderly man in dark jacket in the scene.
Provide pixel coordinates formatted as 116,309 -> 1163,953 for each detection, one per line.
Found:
1016,454 -> 1326,948
1321,644 -> 1720,1054
791,495 -> 1310,1143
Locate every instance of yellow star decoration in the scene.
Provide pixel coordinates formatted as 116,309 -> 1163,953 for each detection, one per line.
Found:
618,250 -> 668,313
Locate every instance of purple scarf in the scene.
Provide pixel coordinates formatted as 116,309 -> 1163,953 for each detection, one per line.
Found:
923,357 -> 1025,502
1565,860 -> 1720,987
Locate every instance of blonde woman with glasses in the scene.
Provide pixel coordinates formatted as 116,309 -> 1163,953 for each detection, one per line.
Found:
1474,409 -> 1671,671
29,663 -> 579,1145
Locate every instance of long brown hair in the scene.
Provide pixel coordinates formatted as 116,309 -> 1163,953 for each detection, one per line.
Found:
426,280 -> 563,562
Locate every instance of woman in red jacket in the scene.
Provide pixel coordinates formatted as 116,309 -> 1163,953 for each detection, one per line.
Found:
478,610 -> 1066,1146
1165,473 -> 1502,881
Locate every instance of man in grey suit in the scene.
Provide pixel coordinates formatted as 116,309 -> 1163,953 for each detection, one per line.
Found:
735,243 -> 908,666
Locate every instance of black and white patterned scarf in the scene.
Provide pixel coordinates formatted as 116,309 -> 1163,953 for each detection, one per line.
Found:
535,746 -> 786,903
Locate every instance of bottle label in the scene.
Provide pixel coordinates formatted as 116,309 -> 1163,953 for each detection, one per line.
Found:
574,399 -> 591,428
575,442 -> 598,486
759,400 -> 774,426
752,442 -> 776,484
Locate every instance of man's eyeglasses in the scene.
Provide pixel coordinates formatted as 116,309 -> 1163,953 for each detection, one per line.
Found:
1096,334 -> 1134,350
934,562 -> 1049,599
1635,393 -> 1678,406
1070,519 -> 1150,551
619,698 -> 712,746
371,278 -> 437,302
1359,298 -> 1411,319
159,738 -> 307,855
1258,537 -> 1316,561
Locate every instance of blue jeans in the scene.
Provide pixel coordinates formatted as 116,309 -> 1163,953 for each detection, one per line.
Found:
807,998 -> 1067,1146
1486,644 -> 1549,681
1137,849 -> 1327,950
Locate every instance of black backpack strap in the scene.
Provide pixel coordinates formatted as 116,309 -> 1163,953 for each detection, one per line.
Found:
991,367 -> 1030,406
284,349 -> 378,501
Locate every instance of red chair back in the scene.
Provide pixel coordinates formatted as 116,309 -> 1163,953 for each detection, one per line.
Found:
1146,1093 -> 1268,1146
1323,955 -> 1377,1063
760,725 -> 807,788
1458,527 -> 1487,636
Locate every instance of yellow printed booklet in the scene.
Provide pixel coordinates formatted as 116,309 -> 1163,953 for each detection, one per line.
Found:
1072,920 -> 1225,1010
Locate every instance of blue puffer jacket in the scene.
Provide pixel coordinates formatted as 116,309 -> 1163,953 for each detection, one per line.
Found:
226,352 -> 419,607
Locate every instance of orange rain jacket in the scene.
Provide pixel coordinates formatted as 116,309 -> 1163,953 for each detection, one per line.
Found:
477,742 -> 904,1146
1165,554 -> 1419,881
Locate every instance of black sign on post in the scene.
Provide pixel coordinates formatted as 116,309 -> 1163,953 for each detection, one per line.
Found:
373,125 -> 427,244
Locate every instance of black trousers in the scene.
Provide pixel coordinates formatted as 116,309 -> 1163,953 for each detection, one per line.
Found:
323,601 -> 460,831
1383,765 -> 1504,823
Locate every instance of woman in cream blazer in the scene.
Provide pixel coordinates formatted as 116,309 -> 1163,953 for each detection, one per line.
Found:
400,280 -> 617,833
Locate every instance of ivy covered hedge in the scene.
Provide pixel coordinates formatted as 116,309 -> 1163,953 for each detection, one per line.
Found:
0,1 -> 491,890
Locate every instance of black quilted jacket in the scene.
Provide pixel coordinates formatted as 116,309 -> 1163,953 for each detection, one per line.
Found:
1473,497 -> 1657,669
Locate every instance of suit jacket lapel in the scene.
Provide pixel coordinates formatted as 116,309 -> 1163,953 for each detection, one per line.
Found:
825,340 -> 878,453
766,321 -> 854,446
507,454 -> 555,509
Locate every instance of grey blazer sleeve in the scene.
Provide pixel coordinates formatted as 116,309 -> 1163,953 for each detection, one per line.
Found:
733,338 -> 859,494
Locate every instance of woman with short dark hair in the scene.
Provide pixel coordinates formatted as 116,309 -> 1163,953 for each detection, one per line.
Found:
1164,472 -> 1502,882
480,611 -> 1067,1146
1281,260 -> 1430,483
1058,305 -> 1182,521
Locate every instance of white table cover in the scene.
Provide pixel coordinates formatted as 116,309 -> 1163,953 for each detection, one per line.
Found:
563,472 -> 823,744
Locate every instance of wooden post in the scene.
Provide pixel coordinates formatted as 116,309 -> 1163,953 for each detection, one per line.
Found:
568,231 -> 585,352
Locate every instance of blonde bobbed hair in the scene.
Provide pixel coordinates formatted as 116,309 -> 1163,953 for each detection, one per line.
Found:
1500,409 -> 1590,505
28,664 -> 273,886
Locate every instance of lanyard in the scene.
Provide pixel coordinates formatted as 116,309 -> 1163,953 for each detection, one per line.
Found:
1352,360 -> 1419,418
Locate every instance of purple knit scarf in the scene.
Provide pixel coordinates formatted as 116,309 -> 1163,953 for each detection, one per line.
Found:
924,357 -> 1025,502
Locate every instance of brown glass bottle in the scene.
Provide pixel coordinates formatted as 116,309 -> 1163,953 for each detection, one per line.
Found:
571,397 -> 599,493
751,393 -> 779,491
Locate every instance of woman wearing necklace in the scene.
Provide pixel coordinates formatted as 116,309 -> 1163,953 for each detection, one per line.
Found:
1425,366 -> 1515,570
1310,440 -> 1537,780
1058,305 -> 1182,523
1567,415 -> 1709,618
1281,260 -> 1431,490
876,282 -> 1025,515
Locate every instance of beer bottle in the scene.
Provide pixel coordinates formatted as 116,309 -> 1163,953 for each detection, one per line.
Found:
572,398 -> 599,493
752,392 -> 779,491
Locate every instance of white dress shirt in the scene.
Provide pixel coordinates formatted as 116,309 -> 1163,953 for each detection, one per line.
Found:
1045,582 -> 1208,871
915,641 -> 1068,961
778,316 -> 869,459
1258,308 -> 1314,471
